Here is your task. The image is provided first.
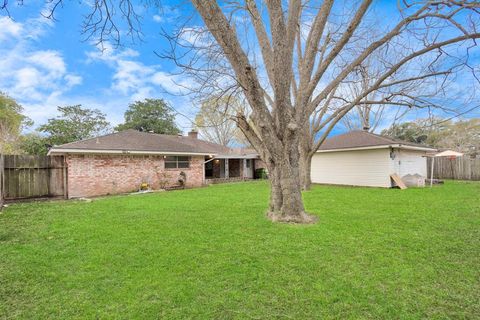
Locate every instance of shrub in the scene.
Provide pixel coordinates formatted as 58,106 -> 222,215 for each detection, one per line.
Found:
255,168 -> 268,179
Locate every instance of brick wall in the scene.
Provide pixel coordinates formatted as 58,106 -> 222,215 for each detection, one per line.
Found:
66,154 -> 204,198
254,159 -> 267,170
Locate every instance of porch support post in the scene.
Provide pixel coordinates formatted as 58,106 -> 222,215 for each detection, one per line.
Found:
243,159 -> 247,179
63,156 -> 68,199
202,157 -> 206,184
225,159 -> 229,179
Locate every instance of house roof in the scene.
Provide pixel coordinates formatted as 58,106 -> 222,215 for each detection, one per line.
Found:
318,130 -> 436,152
49,129 -> 435,157
48,129 -> 232,156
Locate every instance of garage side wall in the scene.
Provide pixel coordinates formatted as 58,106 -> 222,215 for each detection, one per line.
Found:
66,154 -> 204,198
393,149 -> 428,178
311,149 -> 393,188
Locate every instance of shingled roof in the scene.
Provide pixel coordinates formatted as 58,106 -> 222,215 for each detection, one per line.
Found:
49,129 -> 435,156
318,130 -> 436,151
49,129 -> 231,155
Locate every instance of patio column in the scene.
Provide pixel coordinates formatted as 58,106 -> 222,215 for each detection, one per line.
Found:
243,159 -> 247,179
242,159 -> 245,178
225,159 -> 229,179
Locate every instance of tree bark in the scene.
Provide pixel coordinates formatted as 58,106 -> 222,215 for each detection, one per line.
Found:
299,150 -> 313,191
299,125 -> 313,191
267,164 -> 283,213
236,113 -> 315,223
265,140 -> 317,224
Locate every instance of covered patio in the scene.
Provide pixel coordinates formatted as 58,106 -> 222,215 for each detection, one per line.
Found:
204,155 -> 258,183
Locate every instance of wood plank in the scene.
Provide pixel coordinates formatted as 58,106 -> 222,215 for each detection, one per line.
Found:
390,174 -> 407,190
427,157 -> 480,181
8,169 -> 17,199
0,154 -> 3,210
2,155 -> 65,200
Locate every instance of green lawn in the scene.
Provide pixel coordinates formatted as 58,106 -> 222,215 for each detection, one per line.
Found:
1,181 -> 479,319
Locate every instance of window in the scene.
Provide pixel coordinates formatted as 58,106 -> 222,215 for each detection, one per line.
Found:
246,159 -> 251,168
165,156 -> 190,169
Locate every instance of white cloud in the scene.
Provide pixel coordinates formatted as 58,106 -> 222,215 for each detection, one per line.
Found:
152,6 -> 180,24
0,16 -> 83,126
86,44 -> 192,98
27,50 -> 67,76
0,15 -> 194,132
15,67 -> 43,90
65,74 -> 83,87
83,44 -> 197,131
112,60 -> 154,94
178,26 -> 213,47
0,17 -> 22,41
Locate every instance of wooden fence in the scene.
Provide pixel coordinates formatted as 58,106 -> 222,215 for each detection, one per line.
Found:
0,155 -> 67,202
427,157 -> 480,181
0,155 -> 3,209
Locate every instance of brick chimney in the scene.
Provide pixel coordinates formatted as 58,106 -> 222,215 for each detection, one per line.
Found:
188,130 -> 198,139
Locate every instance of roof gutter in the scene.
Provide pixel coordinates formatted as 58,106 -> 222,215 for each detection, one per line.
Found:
397,145 -> 438,152
316,144 -> 436,153
48,148 -> 215,157
213,154 -> 259,159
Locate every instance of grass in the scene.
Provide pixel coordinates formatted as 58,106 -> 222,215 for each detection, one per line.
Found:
1,181 -> 479,319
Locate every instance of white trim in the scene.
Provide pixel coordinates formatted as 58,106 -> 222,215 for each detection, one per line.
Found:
48,148 -> 212,156
316,144 -> 436,153
214,154 -> 259,159
399,145 -> 438,152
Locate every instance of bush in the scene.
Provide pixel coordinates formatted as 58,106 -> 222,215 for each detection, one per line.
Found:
254,168 -> 268,179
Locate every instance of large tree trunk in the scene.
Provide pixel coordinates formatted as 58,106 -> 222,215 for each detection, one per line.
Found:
267,164 -> 283,213
265,143 -> 317,224
191,1 -> 316,223
236,115 -> 316,223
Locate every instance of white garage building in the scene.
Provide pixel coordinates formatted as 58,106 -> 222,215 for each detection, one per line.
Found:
311,131 -> 437,188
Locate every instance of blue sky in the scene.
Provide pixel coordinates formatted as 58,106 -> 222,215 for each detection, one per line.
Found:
1,1 -> 479,137
1,1 -> 202,132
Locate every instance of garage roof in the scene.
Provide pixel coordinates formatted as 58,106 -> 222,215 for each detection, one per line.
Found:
318,131 -> 436,152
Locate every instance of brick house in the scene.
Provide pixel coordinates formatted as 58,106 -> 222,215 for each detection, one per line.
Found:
48,129 -> 264,198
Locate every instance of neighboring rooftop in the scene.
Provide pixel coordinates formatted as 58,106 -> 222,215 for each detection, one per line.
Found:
318,130 -> 436,151
49,129 -> 231,155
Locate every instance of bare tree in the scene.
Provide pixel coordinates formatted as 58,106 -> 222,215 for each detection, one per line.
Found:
195,96 -> 247,146
340,62 -> 399,133
6,0 -> 480,223
298,44 -> 471,190
187,1 -> 480,222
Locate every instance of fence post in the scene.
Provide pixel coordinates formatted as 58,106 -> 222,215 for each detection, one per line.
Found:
0,154 -> 4,211
468,159 -> 472,181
